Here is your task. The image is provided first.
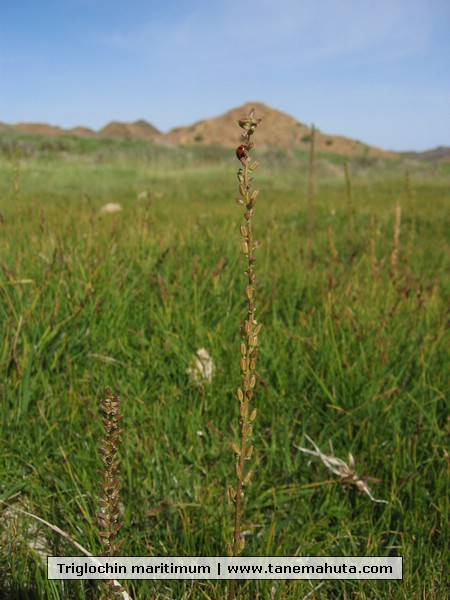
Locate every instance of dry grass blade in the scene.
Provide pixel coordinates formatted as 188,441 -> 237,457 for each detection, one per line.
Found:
302,581 -> 325,599
296,435 -> 388,504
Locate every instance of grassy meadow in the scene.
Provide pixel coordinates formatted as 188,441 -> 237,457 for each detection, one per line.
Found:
0,132 -> 449,599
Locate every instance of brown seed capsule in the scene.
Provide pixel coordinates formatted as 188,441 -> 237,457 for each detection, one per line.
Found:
249,408 -> 257,421
235,197 -> 245,206
228,486 -> 236,500
226,543 -> 233,556
249,160 -> 260,171
245,287 -> 253,300
238,117 -> 251,130
245,445 -> 254,459
239,184 -> 247,197
243,470 -> 253,483
239,537 -> 246,552
240,357 -> 247,373
250,188 -> 259,201
246,425 -> 253,438
249,374 -> 256,389
231,442 -> 240,455
250,358 -> 256,371
240,224 -> 248,237
235,464 -> 242,479
242,240 -> 249,254
237,388 -> 244,402
240,342 -> 247,356
248,335 -> 257,347
253,323 -> 263,335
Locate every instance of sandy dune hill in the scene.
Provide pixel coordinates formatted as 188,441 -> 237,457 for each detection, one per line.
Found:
5,122 -> 66,136
2,102 -> 438,159
402,146 -> 450,162
98,119 -> 161,140
69,126 -> 97,137
165,102 -> 395,158
1,119 -> 160,141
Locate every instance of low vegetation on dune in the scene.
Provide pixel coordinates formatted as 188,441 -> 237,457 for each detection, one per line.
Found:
0,118 -> 448,599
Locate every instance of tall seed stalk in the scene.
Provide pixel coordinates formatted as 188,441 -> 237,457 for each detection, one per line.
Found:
306,124 -> 316,270
227,109 -> 262,600
404,171 -> 415,277
344,160 -> 354,263
12,148 -> 21,204
98,386 -> 126,600
390,202 -> 402,282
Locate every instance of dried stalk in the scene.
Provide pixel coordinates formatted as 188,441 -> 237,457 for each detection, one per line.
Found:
227,108 -> 262,600
12,148 -> 21,203
98,386 -> 126,599
390,202 -> 402,282
306,124 -> 316,269
404,171 -> 415,275
344,160 -> 354,263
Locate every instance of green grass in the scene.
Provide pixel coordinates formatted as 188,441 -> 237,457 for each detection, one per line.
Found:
0,134 -> 449,599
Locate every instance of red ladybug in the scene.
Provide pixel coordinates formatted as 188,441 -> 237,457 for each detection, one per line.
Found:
236,144 -> 248,161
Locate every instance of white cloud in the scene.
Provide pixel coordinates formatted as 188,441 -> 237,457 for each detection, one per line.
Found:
95,0 -> 438,76
219,0 -> 434,66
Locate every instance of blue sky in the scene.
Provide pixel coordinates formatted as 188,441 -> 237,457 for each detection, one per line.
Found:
1,0 -> 449,151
